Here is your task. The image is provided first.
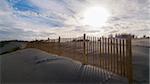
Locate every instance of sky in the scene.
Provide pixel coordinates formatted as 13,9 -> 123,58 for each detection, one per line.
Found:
0,0 -> 149,41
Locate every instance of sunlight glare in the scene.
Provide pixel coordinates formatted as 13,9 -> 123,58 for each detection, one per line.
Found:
82,6 -> 110,27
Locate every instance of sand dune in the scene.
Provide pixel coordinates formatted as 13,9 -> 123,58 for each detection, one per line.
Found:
0,41 -> 27,55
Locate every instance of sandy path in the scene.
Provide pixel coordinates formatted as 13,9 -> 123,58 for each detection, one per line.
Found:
0,48 -> 127,84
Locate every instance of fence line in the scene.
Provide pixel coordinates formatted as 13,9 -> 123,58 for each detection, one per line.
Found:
27,34 -> 133,84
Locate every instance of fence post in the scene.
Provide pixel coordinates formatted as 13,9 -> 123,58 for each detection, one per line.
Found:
58,36 -> 61,55
58,36 -> 61,43
126,37 -> 133,84
83,34 -> 88,65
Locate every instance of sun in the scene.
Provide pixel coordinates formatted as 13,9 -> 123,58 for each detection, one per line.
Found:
82,6 -> 110,27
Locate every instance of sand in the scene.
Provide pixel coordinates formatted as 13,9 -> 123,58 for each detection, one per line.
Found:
0,41 -> 27,54
132,46 -> 149,84
0,48 -> 127,84
0,38 -> 149,84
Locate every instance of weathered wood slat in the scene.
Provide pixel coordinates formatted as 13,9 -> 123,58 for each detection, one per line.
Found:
26,34 -> 133,84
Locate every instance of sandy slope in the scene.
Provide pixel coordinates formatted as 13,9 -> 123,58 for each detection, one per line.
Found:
0,48 -> 127,84
132,39 -> 150,47
0,42 -> 27,54
132,46 -> 149,84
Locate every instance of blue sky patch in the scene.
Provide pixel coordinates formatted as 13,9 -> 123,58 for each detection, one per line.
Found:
7,0 -> 39,13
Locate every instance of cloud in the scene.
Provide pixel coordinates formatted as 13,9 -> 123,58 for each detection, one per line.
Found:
0,0 -> 149,41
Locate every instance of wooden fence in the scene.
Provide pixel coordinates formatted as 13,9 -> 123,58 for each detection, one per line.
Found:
27,34 -> 133,84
